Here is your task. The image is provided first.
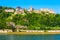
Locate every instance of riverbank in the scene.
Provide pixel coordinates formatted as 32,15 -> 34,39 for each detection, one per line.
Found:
0,30 -> 60,34
7,32 -> 60,34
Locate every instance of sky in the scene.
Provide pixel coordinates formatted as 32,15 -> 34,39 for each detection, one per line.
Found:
0,0 -> 60,13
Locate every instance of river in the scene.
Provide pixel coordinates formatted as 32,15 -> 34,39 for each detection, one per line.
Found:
0,34 -> 60,40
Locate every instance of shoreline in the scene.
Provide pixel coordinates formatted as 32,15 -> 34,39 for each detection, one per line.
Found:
0,30 -> 60,34
6,32 -> 60,34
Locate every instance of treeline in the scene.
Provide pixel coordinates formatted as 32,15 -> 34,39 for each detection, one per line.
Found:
0,12 -> 60,30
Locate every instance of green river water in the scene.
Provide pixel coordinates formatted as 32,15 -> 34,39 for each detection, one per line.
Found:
0,34 -> 60,40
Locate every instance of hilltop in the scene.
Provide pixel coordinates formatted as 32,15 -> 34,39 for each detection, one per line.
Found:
0,6 -> 55,14
0,6 -> 60,32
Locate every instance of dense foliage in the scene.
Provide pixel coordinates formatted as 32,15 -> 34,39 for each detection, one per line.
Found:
0,6 -> 60,30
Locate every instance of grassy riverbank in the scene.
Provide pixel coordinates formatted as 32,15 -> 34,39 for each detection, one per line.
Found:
7,32 -> 60,35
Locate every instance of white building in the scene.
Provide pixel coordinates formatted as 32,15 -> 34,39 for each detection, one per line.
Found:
14,7 -> 24,14
28,7 -> 33,11
5,9 -> 14,12
40,8 -> 55,13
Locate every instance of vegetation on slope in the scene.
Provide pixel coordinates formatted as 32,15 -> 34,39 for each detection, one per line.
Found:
0,6 -> 60,30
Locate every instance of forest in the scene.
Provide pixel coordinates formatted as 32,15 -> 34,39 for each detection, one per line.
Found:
0,6 -> 60,30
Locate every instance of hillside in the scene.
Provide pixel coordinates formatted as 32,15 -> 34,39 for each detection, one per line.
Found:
0,6 -> 60,30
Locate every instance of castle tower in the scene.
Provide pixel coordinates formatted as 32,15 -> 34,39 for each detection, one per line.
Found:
28,6 -> 34,12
